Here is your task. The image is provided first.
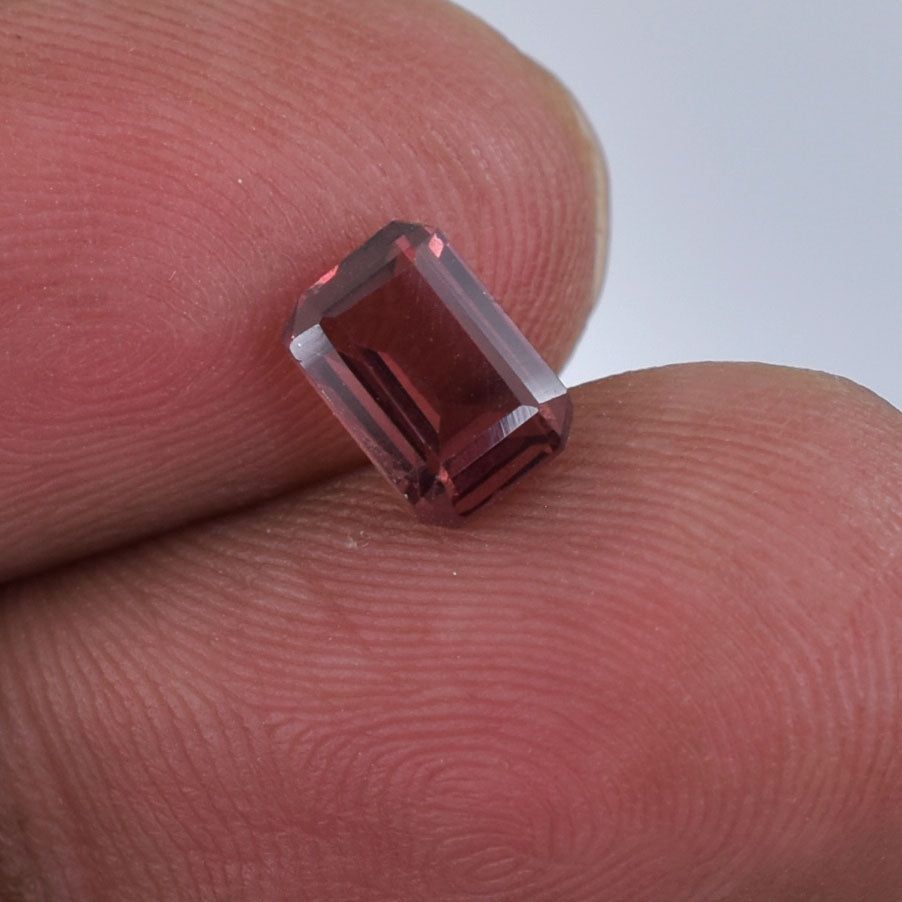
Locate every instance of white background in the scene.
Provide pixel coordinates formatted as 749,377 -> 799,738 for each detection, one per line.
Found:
455,0 -> 901,409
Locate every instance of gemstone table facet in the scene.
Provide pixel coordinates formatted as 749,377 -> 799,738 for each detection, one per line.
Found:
284,221 -> 572,526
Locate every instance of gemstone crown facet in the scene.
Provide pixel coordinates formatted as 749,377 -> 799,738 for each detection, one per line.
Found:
285,221 -> 572,526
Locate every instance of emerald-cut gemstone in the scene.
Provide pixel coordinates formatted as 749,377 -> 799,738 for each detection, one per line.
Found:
284,222 -> 572,526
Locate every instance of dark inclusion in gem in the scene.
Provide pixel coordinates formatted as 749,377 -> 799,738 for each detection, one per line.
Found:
284,221 -> 572,526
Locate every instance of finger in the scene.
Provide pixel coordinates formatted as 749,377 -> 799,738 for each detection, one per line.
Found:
2,364 -> 900,900
0,0 -> 606,580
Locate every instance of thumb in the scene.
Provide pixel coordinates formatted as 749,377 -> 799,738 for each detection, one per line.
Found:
2,365 -> 901,900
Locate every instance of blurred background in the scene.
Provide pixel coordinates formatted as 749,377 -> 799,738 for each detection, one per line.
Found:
455,0 -> 901,409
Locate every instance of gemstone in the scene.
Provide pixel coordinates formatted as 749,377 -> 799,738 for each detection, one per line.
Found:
284,221 -> 572,526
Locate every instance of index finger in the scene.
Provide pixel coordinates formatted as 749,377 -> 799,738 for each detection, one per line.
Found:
0,0 -> 607,580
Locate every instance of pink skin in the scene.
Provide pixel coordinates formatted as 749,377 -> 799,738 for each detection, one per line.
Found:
1,2 -> 901,900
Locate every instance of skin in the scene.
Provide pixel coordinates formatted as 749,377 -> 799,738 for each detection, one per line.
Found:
0,1 -> 900,899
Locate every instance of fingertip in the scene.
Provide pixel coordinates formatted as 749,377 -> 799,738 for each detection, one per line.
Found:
0,0 -> 606,577
3,364 -> 902,899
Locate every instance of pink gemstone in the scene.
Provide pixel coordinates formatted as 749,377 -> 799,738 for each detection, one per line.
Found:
284,221 -> 572,526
